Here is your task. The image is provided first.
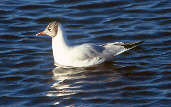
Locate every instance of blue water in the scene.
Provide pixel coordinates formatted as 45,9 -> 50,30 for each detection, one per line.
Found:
0,0 -> 170,107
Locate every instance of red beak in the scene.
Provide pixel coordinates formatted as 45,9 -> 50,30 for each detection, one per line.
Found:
36,31 -> 46,36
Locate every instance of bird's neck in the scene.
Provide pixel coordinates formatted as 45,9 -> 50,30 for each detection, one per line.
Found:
52,23 -> 70,50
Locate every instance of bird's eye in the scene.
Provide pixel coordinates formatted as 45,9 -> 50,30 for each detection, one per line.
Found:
48,27 -> 52,31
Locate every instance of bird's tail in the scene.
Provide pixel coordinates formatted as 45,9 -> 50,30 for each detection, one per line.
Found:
113,41 -> 144,56
121,41 -> 144,50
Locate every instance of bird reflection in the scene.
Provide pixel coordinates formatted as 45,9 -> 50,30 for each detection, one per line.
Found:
47,63 -> 123,105
47,67 -> 88,97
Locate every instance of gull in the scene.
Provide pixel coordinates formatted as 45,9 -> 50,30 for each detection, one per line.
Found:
36,21 -> 143,67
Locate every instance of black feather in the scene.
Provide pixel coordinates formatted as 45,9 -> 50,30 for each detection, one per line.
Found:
122,41 -> 144,49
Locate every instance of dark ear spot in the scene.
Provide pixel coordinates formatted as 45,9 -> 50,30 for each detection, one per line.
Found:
54,21 -> 58,27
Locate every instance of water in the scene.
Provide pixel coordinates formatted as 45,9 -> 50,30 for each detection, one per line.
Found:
0,0 -> 170,106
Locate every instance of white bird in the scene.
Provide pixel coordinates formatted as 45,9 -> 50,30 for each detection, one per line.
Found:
36,21 -> 143,67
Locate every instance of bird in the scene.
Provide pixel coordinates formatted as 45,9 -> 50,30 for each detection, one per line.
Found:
36,21 -> 143,67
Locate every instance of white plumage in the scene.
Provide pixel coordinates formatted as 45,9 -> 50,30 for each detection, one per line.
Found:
36,21 -> 143,67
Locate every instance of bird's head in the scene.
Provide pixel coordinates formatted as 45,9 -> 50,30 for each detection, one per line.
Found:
36,21 -> 58,37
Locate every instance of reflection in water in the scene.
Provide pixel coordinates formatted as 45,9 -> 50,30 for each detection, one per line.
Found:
48,67 -> 86,97
47,64 -> 122,105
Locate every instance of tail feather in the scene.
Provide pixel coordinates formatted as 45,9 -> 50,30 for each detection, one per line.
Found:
113,41 -> 144,56
102,41 -> 144,58
122,41 -> 144,49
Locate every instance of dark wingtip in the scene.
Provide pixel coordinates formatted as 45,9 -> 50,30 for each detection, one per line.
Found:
123,41 -> 144,49
133,41 -> 144,46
